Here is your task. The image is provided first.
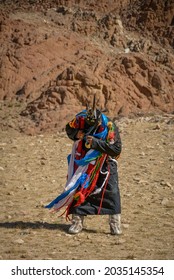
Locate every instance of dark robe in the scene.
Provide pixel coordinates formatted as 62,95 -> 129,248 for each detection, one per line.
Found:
66,115 -> 122,216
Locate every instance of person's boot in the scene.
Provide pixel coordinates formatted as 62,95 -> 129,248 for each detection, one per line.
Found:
68,214 -> 84,234
109,214 -> 122,235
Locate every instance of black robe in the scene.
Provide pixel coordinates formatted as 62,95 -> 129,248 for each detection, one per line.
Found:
66,117 -> 122,216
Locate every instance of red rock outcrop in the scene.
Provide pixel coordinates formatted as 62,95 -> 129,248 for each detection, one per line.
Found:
0,0 -> 174,133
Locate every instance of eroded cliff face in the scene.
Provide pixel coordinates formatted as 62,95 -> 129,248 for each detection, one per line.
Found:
0,0 -> 174,134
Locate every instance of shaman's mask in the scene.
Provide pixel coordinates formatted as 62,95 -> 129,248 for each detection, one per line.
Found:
85,94 -> 101,126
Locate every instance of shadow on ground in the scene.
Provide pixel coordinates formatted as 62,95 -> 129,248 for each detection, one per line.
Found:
0,221 -> 69,232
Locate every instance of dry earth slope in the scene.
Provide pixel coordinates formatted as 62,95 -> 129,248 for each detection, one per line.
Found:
0,115 -> 174,260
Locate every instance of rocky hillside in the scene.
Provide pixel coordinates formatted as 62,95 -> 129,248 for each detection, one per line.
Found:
0,0 -> 174,134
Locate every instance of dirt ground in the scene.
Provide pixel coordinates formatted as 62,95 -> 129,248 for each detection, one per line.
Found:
0,115 -> 174,260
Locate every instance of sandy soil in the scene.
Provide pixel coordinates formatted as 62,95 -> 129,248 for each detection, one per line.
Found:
0,115 -> 174,260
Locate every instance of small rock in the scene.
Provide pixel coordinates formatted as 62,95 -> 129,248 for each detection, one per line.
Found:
7,192 -> 14,196
12,145 -> 18,149
137,204 -> 144,208
124,193 -> 132,197
14,239 -> 24,244
7,215 -> 12,219
20,255 -> 26,259
161,198 -> 169,206
122,223 -> 129,229
115,238 -> 126,245
133,177 -> 141,182
65,233 -> 73,237
166,182 -> 172,188
126,254 -> 136,260
160,181 -> 172,188
138,179 -> 148,185
125,48 -> 130,53
153,124 -> 160,130
40,201 -> 45,207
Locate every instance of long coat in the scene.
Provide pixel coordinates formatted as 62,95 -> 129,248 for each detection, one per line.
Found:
66,113 -> 122,216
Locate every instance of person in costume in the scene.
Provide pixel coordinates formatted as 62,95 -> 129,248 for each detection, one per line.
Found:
46,97 -> 122,235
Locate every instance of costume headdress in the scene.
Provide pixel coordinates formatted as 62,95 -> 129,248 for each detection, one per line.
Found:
85,94 -> 101,126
